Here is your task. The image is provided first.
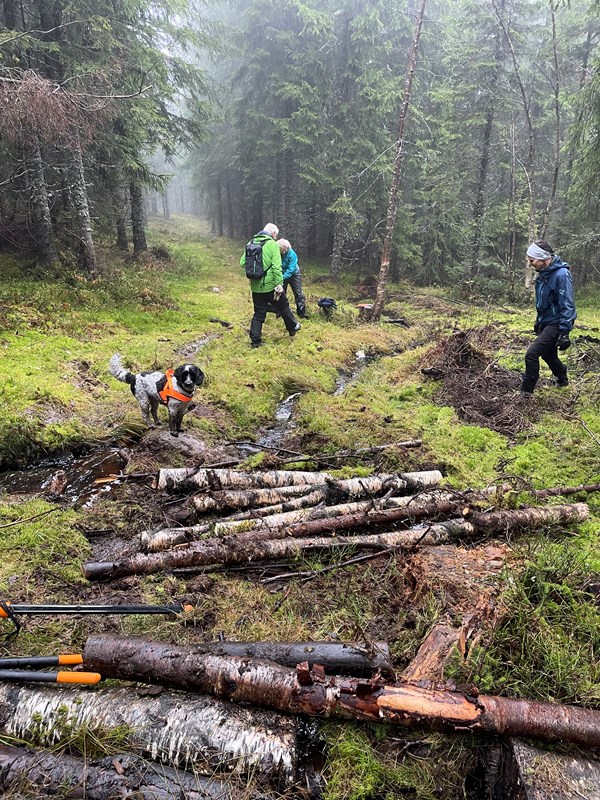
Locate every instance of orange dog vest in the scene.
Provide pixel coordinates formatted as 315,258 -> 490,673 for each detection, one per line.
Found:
158,370 -> 192,405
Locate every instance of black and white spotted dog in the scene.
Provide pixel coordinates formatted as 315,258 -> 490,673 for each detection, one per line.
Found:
109,354 -> 205,437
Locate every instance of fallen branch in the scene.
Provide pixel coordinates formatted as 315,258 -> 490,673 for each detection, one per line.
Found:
0,684 -> 296,782
83,503 -> 589,581
83,635 -> 600,748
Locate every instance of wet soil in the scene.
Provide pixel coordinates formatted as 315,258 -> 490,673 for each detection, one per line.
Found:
421,326 -> 539,435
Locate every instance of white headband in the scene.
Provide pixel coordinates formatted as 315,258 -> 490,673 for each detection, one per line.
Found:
527,243 -> 552,260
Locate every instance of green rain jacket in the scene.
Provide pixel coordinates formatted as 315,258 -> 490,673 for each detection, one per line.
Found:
240,232 -> 283,293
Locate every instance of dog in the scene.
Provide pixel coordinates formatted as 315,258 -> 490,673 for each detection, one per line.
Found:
109,354 -> 205,437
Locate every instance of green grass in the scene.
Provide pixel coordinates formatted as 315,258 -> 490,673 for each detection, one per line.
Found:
1,215 -> 600,798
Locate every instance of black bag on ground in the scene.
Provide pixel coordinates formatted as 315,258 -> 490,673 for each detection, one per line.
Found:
245,238 -> 269,280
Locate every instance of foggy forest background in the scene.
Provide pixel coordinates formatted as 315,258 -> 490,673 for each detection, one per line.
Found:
1,0 -> 600,298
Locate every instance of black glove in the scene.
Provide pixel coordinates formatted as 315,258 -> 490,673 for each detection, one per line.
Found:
533,320 -> 541,334
557,333 -> 571,351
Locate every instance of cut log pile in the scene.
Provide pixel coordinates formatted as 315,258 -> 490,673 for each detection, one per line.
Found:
6,467 -> 597,795
83,466 -> 592,581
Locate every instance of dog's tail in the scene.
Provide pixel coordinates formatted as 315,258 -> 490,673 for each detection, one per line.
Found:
109,354 -> 136,388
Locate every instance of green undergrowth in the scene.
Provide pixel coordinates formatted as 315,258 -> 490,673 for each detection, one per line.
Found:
321,725 -> 477,800
1,217 -> 600,798
447,539 -> 600,706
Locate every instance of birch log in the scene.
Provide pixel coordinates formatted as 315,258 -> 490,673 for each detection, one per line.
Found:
0,684 -> 297,782
193,484 -> 321,514
141,494 -> 587,555
84,503 -> 589,581
155,468 -> 442,495
143,492 -> 462,553
83,635 -> 600,748
0,745 -> 269,800
154,468 -> 331,493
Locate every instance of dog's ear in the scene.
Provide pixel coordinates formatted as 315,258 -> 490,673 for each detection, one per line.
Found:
173,365 -> 187,384
193,367 -> 205,386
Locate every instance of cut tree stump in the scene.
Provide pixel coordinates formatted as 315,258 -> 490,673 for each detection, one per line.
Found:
83,635 -> 600,748
0,683 -> 297,783
0,745 -> 273,800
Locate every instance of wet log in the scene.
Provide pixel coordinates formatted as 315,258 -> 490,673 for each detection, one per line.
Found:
83,634 -> 600,748
141,493 -> 585,555
193,484 -> 321,514
147,490 -> 458,552
155,467 -> 442,495
84,503 -> 589,581
0,745 -> 269,800
154,467 -> 332,493
133,640 -> 390,679
0,683 -> 297,782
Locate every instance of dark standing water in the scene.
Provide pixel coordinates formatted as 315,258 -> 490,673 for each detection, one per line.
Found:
0,448 -> 128,508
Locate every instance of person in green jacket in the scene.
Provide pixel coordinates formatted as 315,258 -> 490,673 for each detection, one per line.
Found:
241,222 -> 301,348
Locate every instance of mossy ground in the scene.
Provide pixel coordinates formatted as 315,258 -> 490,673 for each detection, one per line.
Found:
0,215 -> 599,798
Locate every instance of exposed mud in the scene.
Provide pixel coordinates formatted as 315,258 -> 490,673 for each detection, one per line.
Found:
421,327 -> 540,435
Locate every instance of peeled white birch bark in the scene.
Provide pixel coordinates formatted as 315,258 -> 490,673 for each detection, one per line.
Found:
0,684 -> 297,783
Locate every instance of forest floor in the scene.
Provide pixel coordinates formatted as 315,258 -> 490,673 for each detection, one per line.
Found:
0,215 -> 599,798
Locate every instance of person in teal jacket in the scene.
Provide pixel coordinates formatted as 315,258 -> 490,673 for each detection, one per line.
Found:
240,223 -> 300,348
277,238 -> 308,318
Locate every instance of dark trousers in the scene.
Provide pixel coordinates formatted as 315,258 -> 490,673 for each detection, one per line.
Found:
250,290 -> 297,345
522,323 -> 567,393
283,270 -> 306,317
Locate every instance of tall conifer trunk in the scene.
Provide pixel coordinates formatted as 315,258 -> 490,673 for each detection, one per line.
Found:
371,0 -> 427,321
130,180 -> 147,254
29,140 -> 58,266
68,131 -> 98,278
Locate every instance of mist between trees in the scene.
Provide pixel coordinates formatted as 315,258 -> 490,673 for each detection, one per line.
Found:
1,0 -> 599,297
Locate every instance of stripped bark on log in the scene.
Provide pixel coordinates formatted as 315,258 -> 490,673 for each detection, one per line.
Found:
401,606 -> 487,683
0,745 -> 269,800
84,503 -> 589,580
83,634 -> 600,748
0,684 -> 297,782
155,467 -> 443,495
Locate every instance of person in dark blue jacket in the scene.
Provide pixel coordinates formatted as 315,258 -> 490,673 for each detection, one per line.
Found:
521,240 -> 576,395
277,238 -> 308,318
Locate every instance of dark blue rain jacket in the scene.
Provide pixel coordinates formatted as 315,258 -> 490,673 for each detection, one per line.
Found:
535,256 -> 576,333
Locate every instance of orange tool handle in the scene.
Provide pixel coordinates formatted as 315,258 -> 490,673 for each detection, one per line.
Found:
56,671 -> 102,684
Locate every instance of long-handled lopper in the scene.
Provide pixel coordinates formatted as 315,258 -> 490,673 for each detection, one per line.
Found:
0,654 -> 83,669
0,669 -> 101,684
0,601 -> 193,639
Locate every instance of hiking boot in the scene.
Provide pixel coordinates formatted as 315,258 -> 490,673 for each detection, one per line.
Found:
251,341 -> 262,349
290,322 -> 301,337
556,374 -> 569,387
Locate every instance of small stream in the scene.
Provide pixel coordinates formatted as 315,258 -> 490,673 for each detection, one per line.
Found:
242,350 -> 376,453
